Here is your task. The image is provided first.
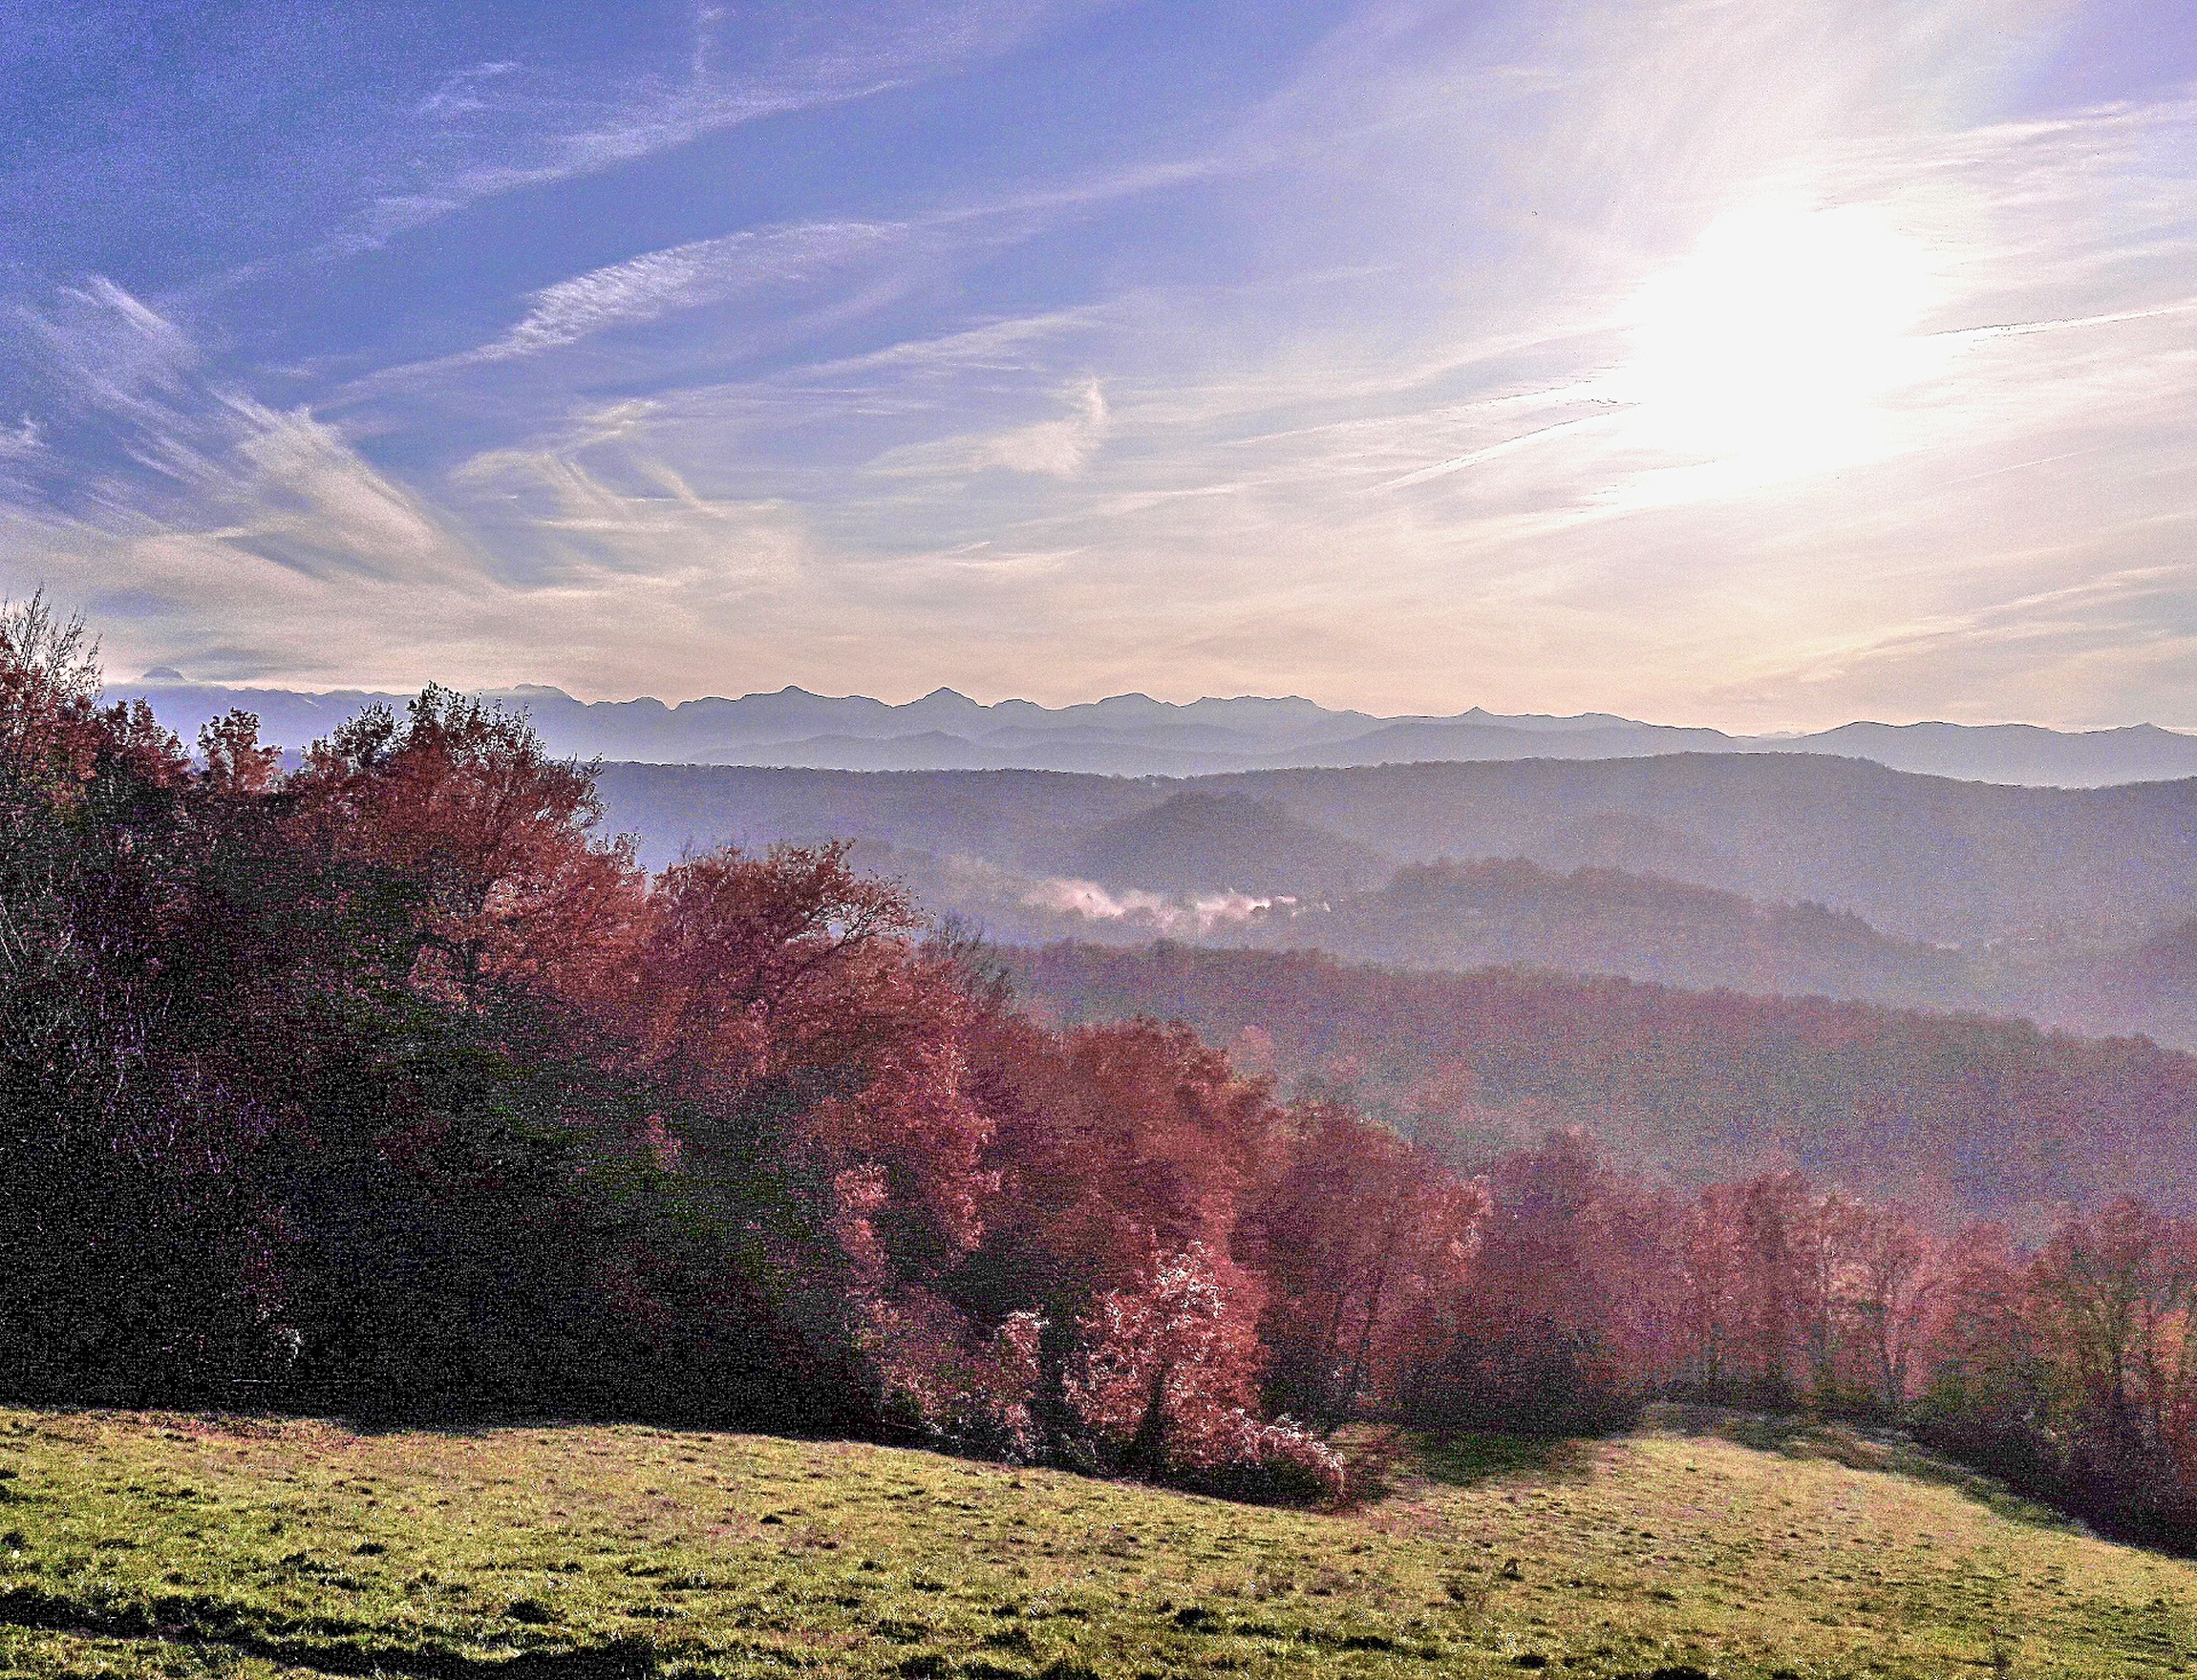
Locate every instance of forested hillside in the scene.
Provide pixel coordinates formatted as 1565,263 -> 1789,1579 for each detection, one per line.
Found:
1219,756 -> 2197,946
1008,942 -> 2197,1218
1068,790 -> 1391,897
1247,857 -> 1972,1006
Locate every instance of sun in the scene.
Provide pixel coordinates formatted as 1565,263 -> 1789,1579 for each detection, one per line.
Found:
1609,199 -> 1945,491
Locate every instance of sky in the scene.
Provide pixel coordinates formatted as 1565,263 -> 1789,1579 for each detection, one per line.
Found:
0,0 -> 2192,729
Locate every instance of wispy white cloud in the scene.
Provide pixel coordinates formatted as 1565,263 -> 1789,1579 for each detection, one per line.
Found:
476,221 -> 911,361
367,146 -> 1240,393
217,400 -> 453,578
453,443 -> 808,592
323,1 -> 1087,254
873,378 -> 1112,478
0,419 -> 44,463
14,282 -> 461,581
22,276 -> 200,422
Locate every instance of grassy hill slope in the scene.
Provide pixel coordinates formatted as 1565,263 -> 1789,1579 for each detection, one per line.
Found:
1,1406 -> 2191,1679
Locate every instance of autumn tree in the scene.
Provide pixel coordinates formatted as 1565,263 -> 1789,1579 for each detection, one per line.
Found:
0,593 -> 108,793
1246,1101 -> 1483,1427
198,709 -> 284,795
965,1017 -> 1283,1309
1838,1200 -> 1935,1410
1065,1241 -> 1342,1501
1401,1130 -> 1681,1433
2029,1202 -> 2197,1460
0,599 -> 284,1400
1733,1171 -> 1813,1403
288,686 -> 641,1009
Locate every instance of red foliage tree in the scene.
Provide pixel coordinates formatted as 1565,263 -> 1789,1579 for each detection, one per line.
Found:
197,710 -> 284,796
1827,1197 -> 1936,1408
1246,1101 -> 1484,1425
625,841 -> 995,1269
2028,1200 -> 2197,1459
971,1017 -> 1284,1306
288,686 -> 641,1008
1734,1170 -> 1813,1402
1065,1241 -> 1342,1501
1405,1129 -> 1683,1430
0,593 -> 108,795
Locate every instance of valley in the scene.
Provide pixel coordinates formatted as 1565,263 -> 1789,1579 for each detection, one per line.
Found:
587,756 -> 2197,1049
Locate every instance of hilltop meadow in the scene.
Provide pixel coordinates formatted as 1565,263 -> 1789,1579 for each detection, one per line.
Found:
4,1405 -> 2192,1680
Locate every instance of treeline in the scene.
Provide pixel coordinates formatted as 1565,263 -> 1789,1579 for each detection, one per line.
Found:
1001,951 -> 2197,1542
1010,942 -> 2197,1217
1,599 -> 1474,1502
1406,1131 -> 2197,1551
10,602 -> 2197,1542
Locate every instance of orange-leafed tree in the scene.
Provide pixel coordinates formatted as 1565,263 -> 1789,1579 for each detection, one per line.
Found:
197,709 -> 284,796
966,1016 -> 1286,1312
626,841 -> 995,1270
2028,1200 -> 2197,1459
597,841 -> 1014,1435
1836,1198 -> 1936,1409
0,592 -> 109,794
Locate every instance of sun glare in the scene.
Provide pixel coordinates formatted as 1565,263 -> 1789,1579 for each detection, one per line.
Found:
1610,200 -> 1945,492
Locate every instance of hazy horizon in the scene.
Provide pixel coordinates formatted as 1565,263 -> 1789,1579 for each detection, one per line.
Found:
103,665 -> 2197,740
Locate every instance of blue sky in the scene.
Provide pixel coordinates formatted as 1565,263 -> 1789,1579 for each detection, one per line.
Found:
2,0 -> 2193,727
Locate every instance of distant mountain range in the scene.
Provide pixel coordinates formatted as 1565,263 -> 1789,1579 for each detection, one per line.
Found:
114,672 -> 2197,789
573,755 -> 2197,1048
108,675 -> 2197,1044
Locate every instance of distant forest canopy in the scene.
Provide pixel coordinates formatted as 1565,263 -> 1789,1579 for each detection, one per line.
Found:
18,597 -> 2197,1547
587,762 -> 2197,1048
1006,942 -> 2197,1225
113,672 -> 2197,786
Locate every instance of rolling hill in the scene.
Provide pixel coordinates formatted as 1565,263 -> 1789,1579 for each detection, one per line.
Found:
580,755 -> 2197,1045
1257,858 -> 1971,1008
0,1404 -> 2185,1679
1210,756 -> 2197,946
591,754 -> 2197,946
1065,791 -> 1393,897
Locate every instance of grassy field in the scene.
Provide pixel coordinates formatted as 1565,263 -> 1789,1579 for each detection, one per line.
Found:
0,1405 -> 2191,1679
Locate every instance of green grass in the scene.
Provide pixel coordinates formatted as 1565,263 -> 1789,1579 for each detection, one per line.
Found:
0,1404 -> 2191,1679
